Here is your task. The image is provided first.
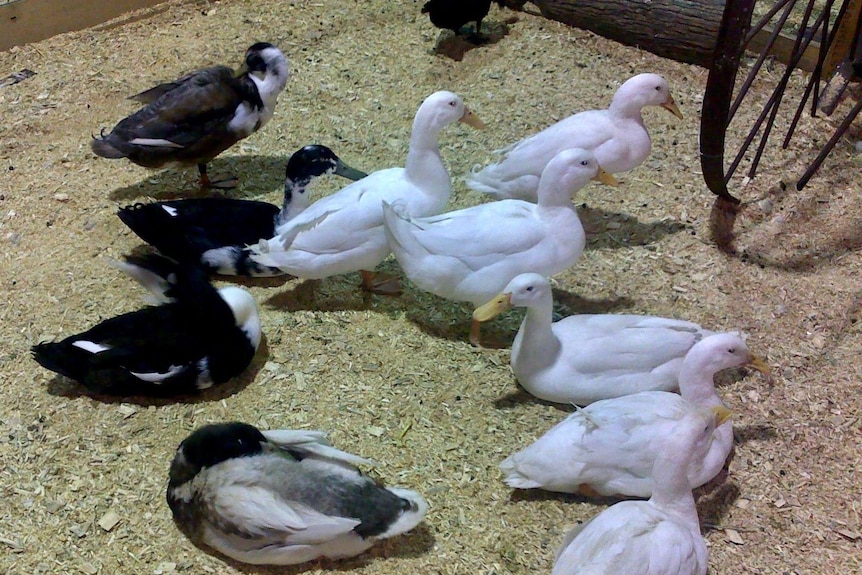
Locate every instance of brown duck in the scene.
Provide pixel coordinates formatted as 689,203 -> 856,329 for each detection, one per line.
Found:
91,42 -> 289,188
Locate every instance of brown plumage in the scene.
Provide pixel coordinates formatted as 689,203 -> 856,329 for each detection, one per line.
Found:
91,43 -> 289,188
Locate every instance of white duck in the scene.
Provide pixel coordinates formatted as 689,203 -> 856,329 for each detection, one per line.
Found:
168,422 -> 428,565
550,407 -> 719,575
383,148 -> 616,345
249,90 -> 483,294
473,273 -> 717,404
467,73 -> 683,201
499,332 -> 770,498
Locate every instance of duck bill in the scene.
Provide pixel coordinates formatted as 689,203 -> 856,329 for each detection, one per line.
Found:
460,106 -> 485,130
747,354 -> 773,383
592,167 -> 619,187
661,96 -> 684,119
334,159 -> 368,182
711,405 -> 733,427
473,293 -> 512,322
234,63 -> 250,78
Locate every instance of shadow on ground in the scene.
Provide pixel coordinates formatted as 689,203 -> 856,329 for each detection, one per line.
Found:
107,154 -> 288,202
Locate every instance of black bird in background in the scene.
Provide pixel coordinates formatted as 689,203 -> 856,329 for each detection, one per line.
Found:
422,0 -> 506,41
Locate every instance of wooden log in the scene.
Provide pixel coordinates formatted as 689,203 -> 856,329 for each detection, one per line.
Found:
529,0 -> 727,67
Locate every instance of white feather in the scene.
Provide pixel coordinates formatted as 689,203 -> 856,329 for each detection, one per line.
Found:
260,429 -> 375,467
128,137 -> 184,148
129,364 -> 185,383
71,340 -> 110,354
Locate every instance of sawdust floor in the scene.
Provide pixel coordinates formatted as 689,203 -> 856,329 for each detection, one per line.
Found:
0,1 -> 860,574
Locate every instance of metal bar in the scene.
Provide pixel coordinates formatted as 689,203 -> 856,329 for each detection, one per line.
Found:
783,4 -> 833,148
730,1 -> 797,120
796,96 -> 862,189
700,0 -> 757,203
745,0 -> 796,44
725,0 -> 800,181
746,0 -> 818,178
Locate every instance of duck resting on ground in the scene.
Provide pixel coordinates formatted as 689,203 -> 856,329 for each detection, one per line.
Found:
249,90 -> 484,295
422,0 -> 505,42
382,148 -> 616,345
473,273 -> 718,404
91,42 -> 289,189
117,145 -> 366,276
31,255 -> 260,396
467,73 -> 683,201
167,422 -> 428,565
550,407 -> 723,575
499,332 -> 771,498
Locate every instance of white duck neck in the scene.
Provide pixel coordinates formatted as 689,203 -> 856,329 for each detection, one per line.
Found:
678,354 -> 722,407
405,114 -> 451,192
536,184 -> 577,209
536,170 -> 590,209
513,296 -> 562,376
649,474 -> 701,531
520,295 -> 556,343
608,89 -> 647,123
649,430 -> 702,530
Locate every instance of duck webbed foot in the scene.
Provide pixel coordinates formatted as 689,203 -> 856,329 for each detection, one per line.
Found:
464,20 -> 491,44
360,270 -> 402,296
469,319 -> 485,347
198,163 -> 239,190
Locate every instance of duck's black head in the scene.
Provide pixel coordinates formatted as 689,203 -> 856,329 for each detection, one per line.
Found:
244,42 -> 284,75
168,422 -> 266,487
286,145 -> 341,183
283,145 -> 366,204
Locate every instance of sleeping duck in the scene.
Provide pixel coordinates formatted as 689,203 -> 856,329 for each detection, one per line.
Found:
31,255 -> 260,396
117,145 -> 366,276
550,407 -> 720,575
467,73 -> 683,201
422,0 -> 504,41
499,332 -> 770,498
473,273 -> 717,404
249,90 -> 484,295
382,148 -> 616,345
168,422 -> 428,565
91,42 -> 289,189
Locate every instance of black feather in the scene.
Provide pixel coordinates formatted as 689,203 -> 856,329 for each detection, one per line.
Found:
32,259 -> 258,396
117,145 -> 366,276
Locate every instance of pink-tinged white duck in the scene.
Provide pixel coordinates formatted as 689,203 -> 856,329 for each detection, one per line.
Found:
467,73 -> 682,201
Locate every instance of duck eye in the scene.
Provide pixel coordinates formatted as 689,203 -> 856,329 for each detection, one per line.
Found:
526,286 -> 533,292
655,85 -> 661,91
580,160 -> 588,166
448,100 -> 457,107
728,348 -> 736,354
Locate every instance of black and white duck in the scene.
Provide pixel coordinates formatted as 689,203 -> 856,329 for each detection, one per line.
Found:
31,255 -> 260,396
167,422 -> 428,565
117,145 -> 366,276
91,42 -> 289,189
